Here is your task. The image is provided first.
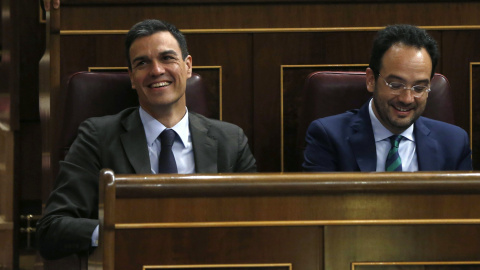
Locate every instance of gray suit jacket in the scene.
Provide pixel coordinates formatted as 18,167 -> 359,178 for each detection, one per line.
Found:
37,107 -> 256,260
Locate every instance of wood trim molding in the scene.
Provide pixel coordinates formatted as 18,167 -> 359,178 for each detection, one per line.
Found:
59,25 -> 480,36
470,62 -> 479,151
115,219 -> 480,229
143,263 -> 292,270
351,261 -> 480,270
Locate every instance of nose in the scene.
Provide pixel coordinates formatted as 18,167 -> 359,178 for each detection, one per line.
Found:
397,88 -> 415,103
150,60 -> 165,76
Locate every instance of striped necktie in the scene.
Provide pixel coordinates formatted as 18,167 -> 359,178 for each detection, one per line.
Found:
385,135 -> 403,172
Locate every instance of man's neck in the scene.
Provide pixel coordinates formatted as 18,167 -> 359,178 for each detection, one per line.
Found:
142,105 -> 187,128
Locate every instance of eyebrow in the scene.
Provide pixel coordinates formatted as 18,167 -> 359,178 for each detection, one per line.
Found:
131,50 -> 180,65
160,50 -> 178,56
384,74 -> 430,84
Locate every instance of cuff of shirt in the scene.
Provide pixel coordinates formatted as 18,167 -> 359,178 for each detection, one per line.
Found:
91,225 -> 99,247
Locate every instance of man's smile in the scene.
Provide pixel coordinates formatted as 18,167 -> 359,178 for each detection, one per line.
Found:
390,102 -> 415,116
150,81 -> 172,88
393,105 -> 413,112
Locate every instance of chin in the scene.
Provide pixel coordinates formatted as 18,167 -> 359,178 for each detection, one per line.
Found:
392,119 -> 415,129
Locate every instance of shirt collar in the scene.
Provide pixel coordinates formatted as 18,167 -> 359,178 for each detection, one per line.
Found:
368,98 -> 415,142
139,107 -> 190,147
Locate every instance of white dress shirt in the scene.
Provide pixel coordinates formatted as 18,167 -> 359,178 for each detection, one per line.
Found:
139,107 -> 195,174
368,99 -> 418,172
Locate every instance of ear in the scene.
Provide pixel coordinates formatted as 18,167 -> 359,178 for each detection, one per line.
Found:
128,68 -> 136,89
366,67 -> 375,93
185,55 -> 193,78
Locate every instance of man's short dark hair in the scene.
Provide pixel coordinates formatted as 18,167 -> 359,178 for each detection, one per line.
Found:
125,19 -> 189,70
369,24 -> 439,79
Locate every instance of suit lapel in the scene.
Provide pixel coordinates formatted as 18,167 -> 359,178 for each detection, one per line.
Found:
414,117 -> 439,170
189,113 -> 218,173
120,109 -> 151,174
349,102 -> 377,171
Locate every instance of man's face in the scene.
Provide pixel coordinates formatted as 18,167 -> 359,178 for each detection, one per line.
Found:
128,31 -> 192,117
366,43 -> 432,134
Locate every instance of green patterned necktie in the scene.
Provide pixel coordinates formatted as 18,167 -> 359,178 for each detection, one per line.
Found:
385,135 -> 403,171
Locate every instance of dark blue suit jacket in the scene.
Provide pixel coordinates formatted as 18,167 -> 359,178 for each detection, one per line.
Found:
303,101 -> 472,171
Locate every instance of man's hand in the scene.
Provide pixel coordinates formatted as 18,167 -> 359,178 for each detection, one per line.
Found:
43,0 -> 60,11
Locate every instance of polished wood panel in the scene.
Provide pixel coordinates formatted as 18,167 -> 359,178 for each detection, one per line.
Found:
42,254 -> 88,270
0,131 -> 14,220
253,31 -> 376,171
143,265 -> 291,270
187,34 -> 253,131
111,172 -> 480,223
356,266 -> 480,270
355,265 -> 480,270
95,171 -> 480,270
115,227 -> 318,270
58,2 -> 480,30
326,225 -> 480,270
441,31 -> 480,140
0,229 -> 13,270
0,131 -> 14,270
1,0 -> 20,268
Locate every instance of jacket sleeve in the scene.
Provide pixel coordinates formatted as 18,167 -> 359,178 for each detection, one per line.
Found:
456,129 -> 473,170
234,126 -> 257,172
302,119 -> 338,172
36,120 -> 101,260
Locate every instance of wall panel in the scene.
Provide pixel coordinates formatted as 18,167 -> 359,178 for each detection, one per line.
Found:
58,2 -> 480,30
186,34 -> 254,137
252,31 -> 376,171
115,227 -> 320,270
325,225 -> 480,270
41,1 -> 480,186
53,30 -> 480,173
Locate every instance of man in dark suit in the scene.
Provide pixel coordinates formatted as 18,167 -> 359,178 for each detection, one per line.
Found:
303,24 -> 472,172
37,19 -> 256,260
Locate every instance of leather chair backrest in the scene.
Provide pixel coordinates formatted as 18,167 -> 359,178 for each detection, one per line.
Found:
58,71 -> 213,161
295,71 -> 455,171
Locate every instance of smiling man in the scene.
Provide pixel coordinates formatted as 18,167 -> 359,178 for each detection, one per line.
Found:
303,24 -> 472,172
37,19 -> 256,260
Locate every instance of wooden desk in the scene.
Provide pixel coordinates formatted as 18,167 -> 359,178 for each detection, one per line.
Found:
91,170 -> 480,270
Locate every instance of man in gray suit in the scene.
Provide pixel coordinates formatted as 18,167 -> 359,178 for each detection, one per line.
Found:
37,19 -> 256,260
